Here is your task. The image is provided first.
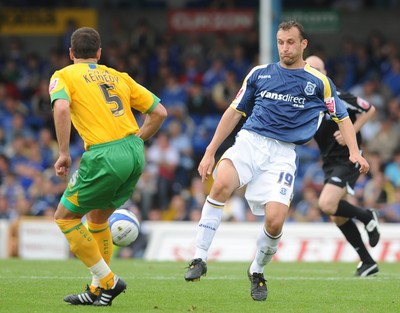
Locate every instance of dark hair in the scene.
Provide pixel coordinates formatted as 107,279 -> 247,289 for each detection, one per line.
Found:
278,21 -> 306,40
71,27 -> 101,59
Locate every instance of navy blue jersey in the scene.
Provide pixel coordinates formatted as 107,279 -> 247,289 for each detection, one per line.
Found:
230,62 -> 349,145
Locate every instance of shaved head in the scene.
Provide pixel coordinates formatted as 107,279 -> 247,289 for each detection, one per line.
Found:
305,55 -> 326,75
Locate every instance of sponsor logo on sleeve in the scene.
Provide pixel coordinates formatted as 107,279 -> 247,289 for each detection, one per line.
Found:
49,78 -> 59,94
234,88 -> 244,100
325,97 -> 336,113
357,97 -> 370,110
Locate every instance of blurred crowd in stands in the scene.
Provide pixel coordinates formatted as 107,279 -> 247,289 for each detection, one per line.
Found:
0,11 -> 400,234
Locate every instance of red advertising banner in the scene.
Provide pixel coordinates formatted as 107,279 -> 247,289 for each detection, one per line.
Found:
168,9 -> 256,33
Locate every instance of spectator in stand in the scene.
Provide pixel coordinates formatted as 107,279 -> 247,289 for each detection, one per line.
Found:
1,58 -> 22,87
17,52 -> 43,100
0,154 -> 10,185
226,43 -> 251,84
134,167 -> 158,220
363,169 -> 395,209
301,158 -> 325,195
167,119 -> 194,190
29,78 -> 54,130
202,57 -> 227,95
379,186 -> 400,222
162,194 -> 190,221
367,119 -> 400,164
1,95 -> 29,135
293,186 -> 326,222
386,97 -> 400,123
6,136 -> 28,175
37,128 -> 58,169
159,72 -> 188,124
207,34 -> 231,62
350,76 -> 387,115
384,147 -> 400,188
181,34 -> 206,69
211,70 -> 240,114
12,140 -> 44,192
130,18 -> 157,59
0,195 -> 11,219
179,53 -> 203,91
5,112 -> 35,147
223,188 -> 248,222
382,55 -> 400,97
0,171 -> 25,210
186,81 -> 213,122
147,132 -> 180,210
126,51 -> 147,85
147,36 -> 181,81
28,172 -> 59,216
186,176 -> 207,213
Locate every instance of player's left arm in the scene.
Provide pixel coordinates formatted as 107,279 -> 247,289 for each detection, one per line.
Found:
352,98 -> 376,133
326,81 -> 369,173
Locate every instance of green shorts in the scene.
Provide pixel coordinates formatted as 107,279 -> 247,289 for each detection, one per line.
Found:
61,135 -> 145,215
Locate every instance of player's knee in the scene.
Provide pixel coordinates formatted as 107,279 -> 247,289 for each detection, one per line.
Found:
318,197 -> 337,215
265,220 -> 283,237
211,180 -> 235,201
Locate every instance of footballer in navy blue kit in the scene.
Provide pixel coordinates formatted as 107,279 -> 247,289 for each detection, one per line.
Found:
184,21 -> 370,302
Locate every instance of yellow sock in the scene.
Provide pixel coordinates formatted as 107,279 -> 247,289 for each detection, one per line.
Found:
89,285 -> 101,295
55,219 -> 102,267
87,220 -> 113,265
99,271 -> 116,290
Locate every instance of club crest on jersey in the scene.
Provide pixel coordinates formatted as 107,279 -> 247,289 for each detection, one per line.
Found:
280,188 -> 287,195
304,82 -> 316,96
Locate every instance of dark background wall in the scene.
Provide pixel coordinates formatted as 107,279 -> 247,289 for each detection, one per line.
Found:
1,7 -> 399,60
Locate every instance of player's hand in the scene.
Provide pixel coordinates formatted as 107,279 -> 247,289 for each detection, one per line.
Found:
349,154 -> 369,174
54,154 -> 72,177
198,153 -> 215,183
333,130 -> 345,146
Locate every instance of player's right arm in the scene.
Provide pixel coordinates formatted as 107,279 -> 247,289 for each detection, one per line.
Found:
135,102 -> 167,141
198,107 -> 243,181
53,98 -> 72,177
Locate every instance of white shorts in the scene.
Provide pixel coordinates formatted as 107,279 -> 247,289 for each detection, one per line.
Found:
214,129 -> 297,216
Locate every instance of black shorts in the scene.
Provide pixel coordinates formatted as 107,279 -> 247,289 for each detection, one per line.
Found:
322,157 -> 360,191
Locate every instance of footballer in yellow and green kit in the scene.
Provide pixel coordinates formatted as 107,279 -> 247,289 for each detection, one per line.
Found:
49,62 -> 160,214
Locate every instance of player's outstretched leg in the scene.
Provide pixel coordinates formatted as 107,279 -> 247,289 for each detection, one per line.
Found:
64,285 -> 100,305
184,258 -> 207,282
92,276 -> 127,306
247,266 -> 268,301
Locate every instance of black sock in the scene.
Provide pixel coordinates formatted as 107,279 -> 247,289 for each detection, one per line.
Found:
334,200 -> 371,225
338,219 -> 375,264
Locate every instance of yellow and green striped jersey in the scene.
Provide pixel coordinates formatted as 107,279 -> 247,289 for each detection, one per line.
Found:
49,62 -> 160,150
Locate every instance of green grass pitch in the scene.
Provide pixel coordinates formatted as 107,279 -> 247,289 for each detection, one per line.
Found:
0,259 -> 399,313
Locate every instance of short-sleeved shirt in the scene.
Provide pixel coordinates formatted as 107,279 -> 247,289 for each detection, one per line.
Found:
314,89 -> 372,160
230,62 -> 349,145
49,62 -> 160,150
